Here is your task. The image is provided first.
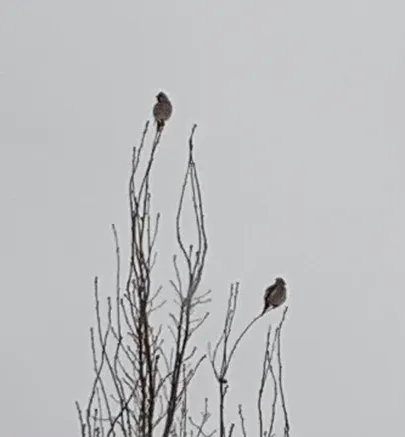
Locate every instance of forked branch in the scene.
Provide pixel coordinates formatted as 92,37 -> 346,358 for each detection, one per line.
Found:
77,122 -> 211,437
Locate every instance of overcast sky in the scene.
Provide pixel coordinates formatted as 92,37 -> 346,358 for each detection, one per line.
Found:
1,1 -> 405,436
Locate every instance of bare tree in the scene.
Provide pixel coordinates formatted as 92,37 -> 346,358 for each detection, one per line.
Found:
76,119 -> 290,437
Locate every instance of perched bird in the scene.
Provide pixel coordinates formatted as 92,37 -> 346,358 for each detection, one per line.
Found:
153,91 -> 173,131
261,277 -> 287,315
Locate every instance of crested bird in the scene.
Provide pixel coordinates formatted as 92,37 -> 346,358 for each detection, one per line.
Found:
261,277 -> 287,315
153,91 -> 173,131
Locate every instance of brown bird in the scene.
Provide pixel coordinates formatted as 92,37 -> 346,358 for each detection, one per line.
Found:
153,91 -> 173,131
261,277 -> 287,315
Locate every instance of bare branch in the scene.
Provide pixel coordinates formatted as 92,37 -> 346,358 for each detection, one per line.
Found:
276,307 -> 290,437
237,405 -> 247,437
78,111 -> 291,437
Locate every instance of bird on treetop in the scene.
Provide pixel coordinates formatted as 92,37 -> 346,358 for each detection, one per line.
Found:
261,277 -> 287,315
153,91 -> 173,132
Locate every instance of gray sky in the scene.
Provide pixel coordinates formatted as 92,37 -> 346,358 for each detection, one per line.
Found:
1,1 -> 405,436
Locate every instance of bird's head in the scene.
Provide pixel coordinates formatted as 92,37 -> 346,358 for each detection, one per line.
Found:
275,277 -> 286,285
156,91 -> 168,102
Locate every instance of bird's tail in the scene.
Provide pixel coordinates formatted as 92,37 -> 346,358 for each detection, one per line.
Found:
156,120 -> 165,132
260,305 -> 273,316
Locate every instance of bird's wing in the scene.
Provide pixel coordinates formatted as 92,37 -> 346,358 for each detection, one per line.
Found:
262,284 -> 276,314
270,286 -> 287,307
264,283 -> 276,301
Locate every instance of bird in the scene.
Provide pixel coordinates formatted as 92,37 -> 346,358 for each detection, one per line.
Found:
261,277 -> 287,315
153,91 -> 173,131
